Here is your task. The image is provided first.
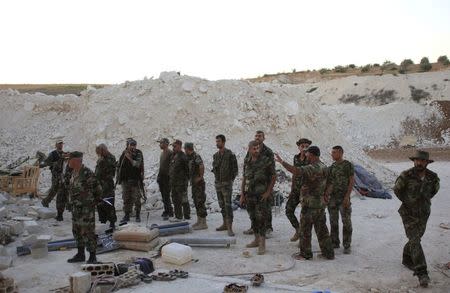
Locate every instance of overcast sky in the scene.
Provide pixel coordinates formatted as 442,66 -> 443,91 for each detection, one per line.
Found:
0,0 -> 449,84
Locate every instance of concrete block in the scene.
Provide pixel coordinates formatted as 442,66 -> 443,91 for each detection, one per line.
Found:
0,256 -> 13,270
70,272 -> 92,293
21,235 -> 37,246
37,207 -> 57,219
0,207 -> 7,219
37,235 -> 52,242
3,221 -> 24,235
23,221 -> 41,234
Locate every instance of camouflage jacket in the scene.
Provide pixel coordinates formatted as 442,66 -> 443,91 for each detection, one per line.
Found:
169,151 -> 189,186
158,149 -> 173,178
299,161 -> 328,209
117,149 -> 144,182
95,153 -> 117,196
68,165 -> 102,212
327,160 -> 354,199
292,154 -> 308,194
212,148 -> 238,183
243,154 -> 276,195
394,167 -> 440,212
187,151 -> 204,184
44,149 -> 65,175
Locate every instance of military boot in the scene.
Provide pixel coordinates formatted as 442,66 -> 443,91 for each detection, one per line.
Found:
193,217 -> 208,230
290,227 -> 300,242
86,252 -> 98,264
55,211 -> 63,222
216,217 -> 227,231
135,207 -> 141,222
418,274 -> 430,288
246,234 -> 259,248
258,236 -> 266,255
226,219 -> 235,237
243,227 -> 254,235
68,247 -> 86,263
41,199 -> 49,208
121,213 -> 130,223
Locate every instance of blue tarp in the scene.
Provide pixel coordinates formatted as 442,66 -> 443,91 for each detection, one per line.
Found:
353,164 -> 392,199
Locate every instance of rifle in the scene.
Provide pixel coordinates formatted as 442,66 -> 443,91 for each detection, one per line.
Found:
115,150 -> 126,188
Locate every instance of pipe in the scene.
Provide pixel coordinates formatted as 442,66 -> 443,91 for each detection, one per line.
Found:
158,225 -> 191,236
169,237 -> 236,247
149,221 -> 189,230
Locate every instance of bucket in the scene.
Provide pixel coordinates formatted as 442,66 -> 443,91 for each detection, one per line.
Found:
161,243 -> 192,265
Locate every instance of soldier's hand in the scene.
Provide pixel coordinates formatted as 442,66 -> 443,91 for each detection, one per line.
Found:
323,193 -> 329,204
343,196 -> 351,209
274,153 -> 283,163
261,191 -> 270,201
239,193 -> 246,206
124,152 -> 133,161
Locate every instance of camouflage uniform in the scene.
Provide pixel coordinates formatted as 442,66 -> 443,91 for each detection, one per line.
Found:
326,160 -> 354,249
117,149 -> 144,217
41,149 -> 65,206
68,165 -> 102,253
95,153 -> 117,225
169,151 -> 190,219
394,167 -> 440,278
187,152 -> 207,218
212,148 -> 238,220
245,143 -> 275,230
157,149 -> 173,216
298,161 -> 334,259
286,154 -> 307,229
56,165 -> 72,213
243,154 -> 276,237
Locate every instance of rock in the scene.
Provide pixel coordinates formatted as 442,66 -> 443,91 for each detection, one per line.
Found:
37,234 -> 52,242
0,207 -> 7,219
3,221 -> 24,235
199,84 -> 208,93
24,220 -> 41,234
70,272 -> 92,293
22,234 -> 38,246
0,256 -> 13,270
182,80 -> 195,92
37,207 -> 57,219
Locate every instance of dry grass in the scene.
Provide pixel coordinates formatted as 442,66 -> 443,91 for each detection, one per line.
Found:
0,84 -> 108,96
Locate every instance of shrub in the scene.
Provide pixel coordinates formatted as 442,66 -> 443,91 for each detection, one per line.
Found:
400,59 -> 414,74
292,68 -> 296,73
419,57 -> 432,72
373,63 -> 380,67
410,86 -> 431,102
361,64 -> 371,72
437,55 -> 450,66
319,68 -> 330,74
348,64 -> 356,69
334,65 -> 347,73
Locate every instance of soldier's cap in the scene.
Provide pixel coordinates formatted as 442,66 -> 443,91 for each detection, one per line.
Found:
157,138 -> 170,144
409,150 -> 434,163
69,151 -> 83,159
296,138 -> 312,146
127,138 -> 137,146
55,139 -> 64,144
184,142 -> 194,150
305,146 -> 320,157
171,139 -> 182,146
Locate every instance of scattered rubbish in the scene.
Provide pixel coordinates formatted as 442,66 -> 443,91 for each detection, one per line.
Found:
151,272 -> 176,281
0,275 -> 18,293
169,269 -> 188,278
242,250 -> 251,258
250,273 -> 264,287
223,283 -> 248,293
161,243 -> 193,265
439,223 -> 450,230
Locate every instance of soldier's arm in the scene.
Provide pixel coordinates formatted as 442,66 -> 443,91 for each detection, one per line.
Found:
278,159 -> 302,176
131,151 -> 143,168
429,176 -> 440,199
199,163 -> 205,179
393,174 -> 406,202
231,153 -> 239,181
345,163 -> 355,199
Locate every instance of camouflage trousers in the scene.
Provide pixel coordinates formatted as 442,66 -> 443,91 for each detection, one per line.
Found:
97,195 -> 117,225
299,207 -> 334,259
72,206 -> 97,253
171,184 -> 190,220
121,180 -> 141,216
157,175 -> 173,216
266,194 -> 273,231
192,179 -> 207,218
246,194 -> 271,237
42,174 -> 61,206
328,199 -> 352,248
286,192 -> 300,229
215,181 -> 234,220
399,205 -> 430,276
56,188 -> 68,213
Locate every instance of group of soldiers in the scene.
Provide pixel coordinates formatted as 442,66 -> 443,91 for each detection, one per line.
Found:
38,132 -> 440,288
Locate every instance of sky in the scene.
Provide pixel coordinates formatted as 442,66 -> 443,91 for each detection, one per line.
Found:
0,0 -> 449,84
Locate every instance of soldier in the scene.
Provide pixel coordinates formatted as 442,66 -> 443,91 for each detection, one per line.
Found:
212,134 -> 238,236
184,142 -> 208,230
275,146 -> 334,260
394,150 -> 439,288
95,144 -> 117,229
66,151 -> 102,264
286,138 -> 311,242
240,140 -> 276,255
169,139 -> 190,221
243,131 -> 276,237
157,138 -> 174,220
40,139 -> 68,208
324,146 -> 354,254
54,164 -> 73,221
117,138 -> 144,223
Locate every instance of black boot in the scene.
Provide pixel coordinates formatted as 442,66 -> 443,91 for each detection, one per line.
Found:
55,211 -> 63,221
121,213 -> 130,223
136,213 -> 141,223
109,222 -> 116,230
86,251 -> 98,264
68,247 -> 85,263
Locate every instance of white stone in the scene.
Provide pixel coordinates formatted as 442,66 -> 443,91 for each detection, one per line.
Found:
0,256 -> 13,270
24,220 -> 41,234
37,207 -> 57,219
22,234 -> 38,246
37,234 -> 52,242
0,207 -> 7,219
182,80 -> 195,92
70,272 -> 92,293
3,221 -> 24,235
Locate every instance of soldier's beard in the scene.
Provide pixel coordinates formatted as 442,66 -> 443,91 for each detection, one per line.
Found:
414,165 -> 426,172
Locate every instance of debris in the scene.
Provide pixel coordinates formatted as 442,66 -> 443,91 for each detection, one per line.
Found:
224,283 -> 248,293
0,275 -> 18,293
2,221 -> 24,235
161,243 -> 193,265
439,223 -> 450,230
69,272 -> 91,293
250,273 -> 264,287
23,220 -> 41,234
0,256 -> 13,270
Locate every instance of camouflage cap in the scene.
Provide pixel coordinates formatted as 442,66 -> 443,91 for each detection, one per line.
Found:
184,142 -> 194,150
157,138 -> 170,144
69,151 -> 83,159
305,146 -> 320,157
171,139 -> 182,146
296,138 -> 312,146
127,138 -> 137,146
409,150 -> 434,163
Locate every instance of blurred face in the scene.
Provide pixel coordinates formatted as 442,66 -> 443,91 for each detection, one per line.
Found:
305,151 -> 313,161
254,133 -> 264,144
95,148 -> 101,157
172,144 -> 181,152
298,143 -> 310,153
184,148 -> 193,155
414,159 -> 428,172
127,144 -> 136,152
160,142 -> 168,150
331,148 -> 343,161
68,158 -> 82,169
249,144 -> 260,156
56,142 -> 63,151
216,138 -> 225,149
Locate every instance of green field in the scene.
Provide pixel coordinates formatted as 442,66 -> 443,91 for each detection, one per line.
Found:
0,84 -> 108,96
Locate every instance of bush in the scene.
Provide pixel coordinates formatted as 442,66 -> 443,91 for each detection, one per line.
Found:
319,68 -> 330,74
420,57 -> 432,72
400,59 -> 414,73
373,63 -> 380,67
292,68 -> 296,73
361,64 -> 371,72
334,65 -> 347,73
348,64 -> 356,69
437,55 -> 450,66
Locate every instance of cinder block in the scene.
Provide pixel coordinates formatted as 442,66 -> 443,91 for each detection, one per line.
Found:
70,272 -> 91,293
23,221 -> 41,234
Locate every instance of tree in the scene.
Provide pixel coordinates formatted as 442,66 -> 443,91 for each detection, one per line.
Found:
420,57 -> 432,72
437,55 -> 450,66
